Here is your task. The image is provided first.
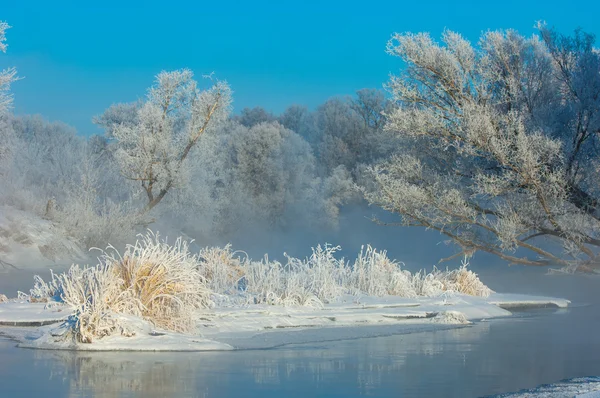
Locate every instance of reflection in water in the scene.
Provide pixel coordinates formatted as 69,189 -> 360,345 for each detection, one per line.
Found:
38,352 -> 207,398
17,321 -> 491,398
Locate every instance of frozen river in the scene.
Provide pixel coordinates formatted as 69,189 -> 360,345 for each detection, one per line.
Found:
0,266 -> 598,397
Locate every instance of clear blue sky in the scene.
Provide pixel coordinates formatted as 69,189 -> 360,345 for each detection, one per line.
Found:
2,0 -> 599,135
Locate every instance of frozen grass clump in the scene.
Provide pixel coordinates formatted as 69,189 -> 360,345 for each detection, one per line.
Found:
106,231 -> 213,332
411,269 -> 447,297
349,245 -> 417,297
243,256 -> 285,305
287,244 -> 348,304
197,244 -> 247,294
28,231 -> 212,343
421,259 -> 493,298
27,272 -> 61,302
242,255 -> 323,307
238,244 -> 492,305
242,244 -> 347,306
52,264 -> 128,343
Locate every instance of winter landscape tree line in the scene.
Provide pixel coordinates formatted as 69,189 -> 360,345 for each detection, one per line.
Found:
1,20 -> 599,272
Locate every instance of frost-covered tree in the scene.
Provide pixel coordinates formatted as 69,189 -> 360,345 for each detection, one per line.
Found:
4,116 -> 86,206
0,21 -> 17,114
234,106 -> 276,128
234,121 -> 319,225
93,102 -> 140,137
279,104 -> 306,132
315,98 -> 363,174
351,89 -> 388,130
366,25 -> 600,272
314,91 -> 394,178
161,119 -> 355,238
0,115 -> 137,249
103,70 -> 232,213
0,21 -> 17,174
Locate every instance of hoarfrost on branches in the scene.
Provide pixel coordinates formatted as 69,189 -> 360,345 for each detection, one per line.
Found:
0,21 -> 17,115
108,69 -> 232,213
365,25 -> 600,272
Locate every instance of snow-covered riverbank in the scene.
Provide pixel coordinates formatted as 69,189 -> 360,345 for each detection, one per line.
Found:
0,292 -> 569,351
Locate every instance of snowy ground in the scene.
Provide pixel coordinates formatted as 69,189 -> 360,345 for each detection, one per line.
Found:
0,292 -> 569,352
0,205 -> 85,271
488,377 -> 600,397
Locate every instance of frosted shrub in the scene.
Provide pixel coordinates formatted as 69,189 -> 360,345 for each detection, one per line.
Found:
350,245 -> 417,297
197,244 -> 247,293
56,197 -> 140,251
411,259 -> 493,298
239,244 -> 492,305
243,256 -> 287,305
104,231 -> 213,332
293,244 -> 348,303
435,260 -> 493,298
29,231 -> 212,343
241,245 -> 347,307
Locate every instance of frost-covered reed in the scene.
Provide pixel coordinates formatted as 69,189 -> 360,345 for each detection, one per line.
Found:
26,232 -> 492,343
202,243 -> 492,305
197,244 -> 246,294
241,245 -> 347,307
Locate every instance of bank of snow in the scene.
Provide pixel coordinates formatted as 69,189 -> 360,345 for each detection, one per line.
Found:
0,292 -> 569,351
0,205 -> 85,271
489,376 -> 600,397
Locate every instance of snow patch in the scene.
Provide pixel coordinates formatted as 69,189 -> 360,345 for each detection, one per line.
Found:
0,301 -> 69,325
0,205 -> 85,270
489,376 -> 600,397
432,310 -> 470,324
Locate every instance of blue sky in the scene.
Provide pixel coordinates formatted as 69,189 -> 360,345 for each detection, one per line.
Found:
2,0 -> 599,135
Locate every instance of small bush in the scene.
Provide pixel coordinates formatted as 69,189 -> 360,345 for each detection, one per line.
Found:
197,244 -> 247,293
435,260 -> 493,298
106,231 -> 213,332
350,245 -> 417,297
29,231 -> 212,343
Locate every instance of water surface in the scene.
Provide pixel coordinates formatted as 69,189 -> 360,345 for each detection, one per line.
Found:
0,266 -> 598,397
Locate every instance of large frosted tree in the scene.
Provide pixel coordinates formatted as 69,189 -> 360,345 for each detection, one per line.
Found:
366,24 -> 600,272
102,69 -> 232,213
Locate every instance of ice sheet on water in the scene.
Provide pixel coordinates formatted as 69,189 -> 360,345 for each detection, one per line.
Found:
487,376 -> 600,398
